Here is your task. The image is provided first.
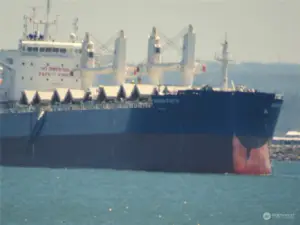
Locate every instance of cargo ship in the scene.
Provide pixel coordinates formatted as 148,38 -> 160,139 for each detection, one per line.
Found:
0,0 -> 283,175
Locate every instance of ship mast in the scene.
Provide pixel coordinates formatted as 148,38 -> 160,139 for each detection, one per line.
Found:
72,17 -> 79,41
35,0 -> 57,40
43,0 -> 51,40
215,33 -> 233,91
31,7 -> 37,31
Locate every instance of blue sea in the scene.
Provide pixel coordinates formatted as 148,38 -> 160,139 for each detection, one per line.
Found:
1,161 -> 299,225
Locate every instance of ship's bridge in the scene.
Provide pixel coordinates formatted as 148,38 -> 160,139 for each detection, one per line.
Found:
20,40 -> 83,56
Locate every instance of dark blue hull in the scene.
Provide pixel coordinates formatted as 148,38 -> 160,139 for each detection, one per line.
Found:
1,134 -> 234,173
0,89 -> 283,175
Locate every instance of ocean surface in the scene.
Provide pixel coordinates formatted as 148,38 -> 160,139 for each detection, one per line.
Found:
1,161 -> 299,225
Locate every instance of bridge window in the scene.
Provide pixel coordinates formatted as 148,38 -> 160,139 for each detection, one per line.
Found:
40,47 -> 45,52
46,48 -> 52,53
75,49 -> 82,54
59,48 -> 66,54
27,47 -> 33,52
32,47 -> 38,52
52,48 -> 59,53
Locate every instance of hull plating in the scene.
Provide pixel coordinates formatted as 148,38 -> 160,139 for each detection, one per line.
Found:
0,90 -> 283,175
1,134 -> 271,174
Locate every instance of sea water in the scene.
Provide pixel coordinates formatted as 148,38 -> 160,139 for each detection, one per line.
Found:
0,161 -> 299,225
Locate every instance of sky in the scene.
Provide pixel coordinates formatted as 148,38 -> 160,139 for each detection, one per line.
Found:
0,0 -> 299,64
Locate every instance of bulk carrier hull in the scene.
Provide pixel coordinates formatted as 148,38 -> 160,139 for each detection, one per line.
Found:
0,90 -> 283,175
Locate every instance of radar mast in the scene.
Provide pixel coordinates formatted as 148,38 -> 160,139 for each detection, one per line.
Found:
215,33 -> 233,91
22,0 -> 58,41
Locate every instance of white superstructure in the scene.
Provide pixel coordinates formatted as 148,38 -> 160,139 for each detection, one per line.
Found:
0,1 -> 208,105
0,0 -> 112,103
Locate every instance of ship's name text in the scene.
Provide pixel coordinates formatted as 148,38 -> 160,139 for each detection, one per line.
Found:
39,67 -> 71,77
152,98 -> 180,104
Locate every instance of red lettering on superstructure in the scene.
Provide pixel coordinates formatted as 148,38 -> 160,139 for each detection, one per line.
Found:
39,72 -> 51,76
38,66 -> 72,77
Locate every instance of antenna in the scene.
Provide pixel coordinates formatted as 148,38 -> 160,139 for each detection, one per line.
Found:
38,0 -> 57,40
215,32 -> 233,91
31,7 -> 37,31
54,15 -> 60,39
23,5 -> 41,39
23,15 -> 29,39
72,17 -> 79,38
43,0 -> 51,39
25,6 -> 42,30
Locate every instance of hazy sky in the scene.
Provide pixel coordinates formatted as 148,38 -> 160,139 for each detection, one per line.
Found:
0,0 -> 299,63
